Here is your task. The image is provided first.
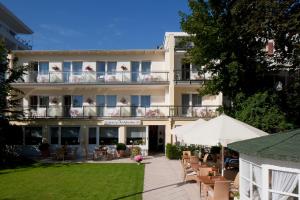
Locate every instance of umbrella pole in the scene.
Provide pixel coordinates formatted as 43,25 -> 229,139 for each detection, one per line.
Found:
221,146 -> 224,176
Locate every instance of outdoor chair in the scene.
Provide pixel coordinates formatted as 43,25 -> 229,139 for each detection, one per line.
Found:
207,181 -> 231,200
189,155 -> 199,164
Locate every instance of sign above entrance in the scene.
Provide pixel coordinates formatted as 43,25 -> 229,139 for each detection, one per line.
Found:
103,120 -> 141,126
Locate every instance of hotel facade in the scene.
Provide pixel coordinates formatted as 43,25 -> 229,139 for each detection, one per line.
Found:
10,32 -> 222,156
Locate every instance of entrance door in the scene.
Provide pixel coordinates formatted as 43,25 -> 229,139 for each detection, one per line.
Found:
148,125 -> 165,154
181,62 -> 190,80
63,95 -> 71,117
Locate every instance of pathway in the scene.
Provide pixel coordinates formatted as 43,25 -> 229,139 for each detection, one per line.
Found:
143,156 -> 200,200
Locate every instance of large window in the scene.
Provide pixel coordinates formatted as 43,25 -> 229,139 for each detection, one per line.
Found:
38,62 -> 49,75
25,127 -> 43,145
99,127 -> 118,145
107,95 -> 117,107
192,94 -> 202,106
141,61 -> 151,75
126,127 -> 146,145
50,127 -> 59,144
89,127 -> 97,144
141,96 -> 150,108
61,127 -> 80,145
39,96 -> 49,107
72,61 -> 82,75
72,96 -> 83,107
107,62 -> 117,75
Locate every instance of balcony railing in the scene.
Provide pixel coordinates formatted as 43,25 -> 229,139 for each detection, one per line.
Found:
174,70 -> 211,83
16,71 -> 169,84
16,105 -> 219,118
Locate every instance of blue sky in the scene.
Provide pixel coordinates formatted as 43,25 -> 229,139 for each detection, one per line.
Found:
2,0 -> 190,50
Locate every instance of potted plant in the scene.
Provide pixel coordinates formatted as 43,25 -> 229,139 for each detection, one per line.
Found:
233,192 -> 240,200
85,65 -> 93,71
121,65 -> 127,71
86,97 -> 93,104
120,97 -> 127,104
116,143 -> 126,158
51,97 -> 59,105
134,155 -> 143,165
52,65 -> 60,71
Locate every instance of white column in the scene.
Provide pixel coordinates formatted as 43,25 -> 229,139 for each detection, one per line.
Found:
262,165 -> 269,200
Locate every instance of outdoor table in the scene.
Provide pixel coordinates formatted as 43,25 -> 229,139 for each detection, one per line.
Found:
190,163 -> 219,173
197,176 -> 227,197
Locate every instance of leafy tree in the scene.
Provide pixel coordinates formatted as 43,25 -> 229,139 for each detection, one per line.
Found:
180,0 -> 300,132
0,40 -> 28,119
0,40 -> 28,163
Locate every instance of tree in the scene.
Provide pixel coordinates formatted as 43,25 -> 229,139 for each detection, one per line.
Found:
180,0 -> 300,132
0,40 -> 28,163
0,40 -> 28,119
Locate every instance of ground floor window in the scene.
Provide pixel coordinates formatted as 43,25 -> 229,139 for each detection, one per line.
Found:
88,127 -> 97,144
25,127 -> 43,145
49,127 -> 59,144
126,127 -> 146,145
61,127 -> 80,145
99,127 -> 118,145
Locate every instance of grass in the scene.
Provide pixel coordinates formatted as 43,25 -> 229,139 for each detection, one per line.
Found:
0,163 -> 144,200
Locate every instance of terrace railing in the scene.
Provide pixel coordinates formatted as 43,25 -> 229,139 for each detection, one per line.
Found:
174,70 -> 211,83
16,105 -> 219,119
16,71 -> 169,84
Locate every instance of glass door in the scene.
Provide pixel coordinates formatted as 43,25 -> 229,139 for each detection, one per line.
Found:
181,62 -> 190,80
131,96 -> 139,117
63,62 -> 71,82
96,95 -> 105,117
131,61 -> 139,82
96,62 -> 105,82
63,95 -> 71,117
181,94 -> 190,115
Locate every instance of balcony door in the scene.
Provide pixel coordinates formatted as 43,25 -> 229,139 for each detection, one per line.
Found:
96,95 -> 105,117
131,62 -> 139,82
63,62 -> 71,82
181,62 -> 190,80
181,94 -> 190,115
63,95 -> 71,117
29,61 -> 38,82
96,62 -> 105,82
131,96 -> 139,116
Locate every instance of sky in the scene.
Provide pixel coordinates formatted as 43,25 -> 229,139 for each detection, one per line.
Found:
2,0 -> 190,50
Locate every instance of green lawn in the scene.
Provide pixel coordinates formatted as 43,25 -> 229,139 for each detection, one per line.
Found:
0,163 -> 144,200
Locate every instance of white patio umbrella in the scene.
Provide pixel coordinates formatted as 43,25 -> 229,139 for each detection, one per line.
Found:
172,118 -> 207,143
182,114 -> 268,175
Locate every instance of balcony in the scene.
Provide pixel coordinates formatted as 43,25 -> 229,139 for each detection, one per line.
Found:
0,25 -> 32,50
174,70 -> 210,84
16,105 -> 219,119
16,71 -> 169,85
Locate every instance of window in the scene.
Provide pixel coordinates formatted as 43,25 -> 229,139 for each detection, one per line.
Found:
72,61 -> 82,75
88,127 -> 97,144
72,96 -> 83,107
25,127 -> 43,145
96,61 -> 105,75
50,127 -> 59,144
141,61 -> 151,75
30,96 -> 38,110
107,95 -> 117,107
192,94 -> 202,106
39,96 -> 49,107
61,127 -> 80,145
99,127 -> 118,145
38,62 -> 49,75
126,127 -> 146,145
107,62 -> 117,75
141,96 -> 150,108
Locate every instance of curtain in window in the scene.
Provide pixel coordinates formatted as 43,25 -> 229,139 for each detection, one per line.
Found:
271,170 -> 298,200
252,165 -> 262,199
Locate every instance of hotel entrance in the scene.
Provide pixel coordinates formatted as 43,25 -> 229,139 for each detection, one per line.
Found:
148,125 -> 165,154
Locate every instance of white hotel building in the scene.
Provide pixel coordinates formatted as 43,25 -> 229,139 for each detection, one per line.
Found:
10,32 -> 222,156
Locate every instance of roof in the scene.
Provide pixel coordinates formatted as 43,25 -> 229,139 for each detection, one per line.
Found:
12,49 -> 165,56
0,3 -> 33,34
228,129 -> 300,162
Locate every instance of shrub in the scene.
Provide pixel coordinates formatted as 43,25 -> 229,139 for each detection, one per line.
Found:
166,144 -> 181,159
116,143 -> 126,151
131,146 -> 141,157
